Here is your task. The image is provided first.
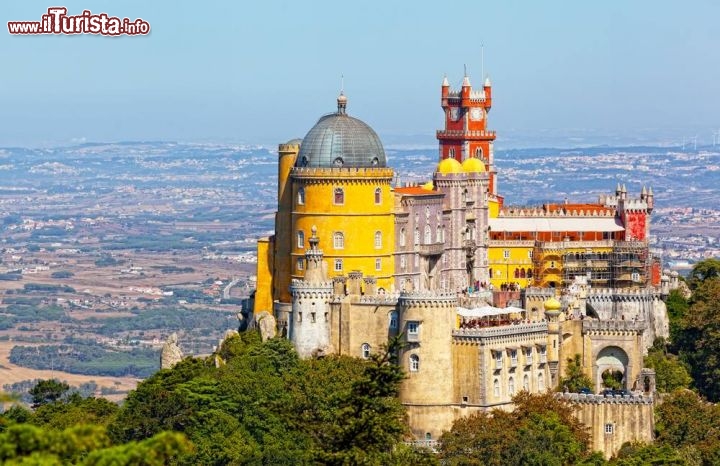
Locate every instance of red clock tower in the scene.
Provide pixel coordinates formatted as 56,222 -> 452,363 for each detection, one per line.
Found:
438,73 -> 498,194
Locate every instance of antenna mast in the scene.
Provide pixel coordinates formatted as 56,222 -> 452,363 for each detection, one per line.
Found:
481,43 -> 485,80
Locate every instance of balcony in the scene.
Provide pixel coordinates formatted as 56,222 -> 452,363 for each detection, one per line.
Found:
436,129 -> 496,140
494,359 -> 503,370
407,332 -> 419,343
539,353 -> 547,364
418,242 -> 444,256
463,239 -> 476,250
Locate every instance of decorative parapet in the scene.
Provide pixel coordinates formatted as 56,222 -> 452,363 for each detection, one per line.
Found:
499,208 -> 615,218
398,290 -> 457,308
586,288 -> 660,302
582,319 -> 646,335
436,129 -> 496,139
555,392 -> 654,405
535,240 -> 615,250
359,293 -> 400,305
290,167 -> 394,181
488,240 -> 535,248
524,288 -> 556,300
452,321 -> 548,339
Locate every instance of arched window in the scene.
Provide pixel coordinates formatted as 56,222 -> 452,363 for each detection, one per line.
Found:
374,231 -> 382,249
514,268 -> 520,279
527,269 -> 533,278
424,225 -> 432,244
414,228 -> 420,245
361,343 -> 371,359
409,354 -> 419,372
538,372 -> 545,392
523,374 -> 529,391
399,228 -> 406,247
462,189 -> 468,204
508,377 -> 515,395
520,268 -> 526,278
475,147 -> 483,158
297,231 -> 304,249
400,256 -> 406,270
389,311 -> 398,330
297,187 -> 305,205
493,378 -> 500,397
436,227 -> 442,243
374,187 -> 381,204
425,206 -> 430,219
334,187 -> 344,205
449,148 -> 455,158
333,232 -> 344,249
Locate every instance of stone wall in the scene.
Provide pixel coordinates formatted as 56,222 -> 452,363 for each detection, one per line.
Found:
558,393 -> 655,459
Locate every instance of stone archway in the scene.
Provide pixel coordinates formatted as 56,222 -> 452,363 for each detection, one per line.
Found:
595,346 -> 630,391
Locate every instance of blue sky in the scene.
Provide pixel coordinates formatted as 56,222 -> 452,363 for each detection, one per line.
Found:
1,1 -> 719,147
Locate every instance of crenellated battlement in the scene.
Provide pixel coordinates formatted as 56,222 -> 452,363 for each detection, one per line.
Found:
499,207 -> 615,217
398,290 -> 457,308
587,288 -> 660,302
556,392 -> 653,405
291,167 -> 394,181
582,319 -> 646,334
359,293 -> 400,305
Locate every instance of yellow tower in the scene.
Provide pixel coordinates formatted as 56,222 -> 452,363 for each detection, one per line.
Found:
275,140 -> 301,303
286,93 -> 395,294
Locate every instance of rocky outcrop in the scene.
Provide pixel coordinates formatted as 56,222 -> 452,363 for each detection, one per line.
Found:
160,332 -> 183,369
256,311 -> 277,342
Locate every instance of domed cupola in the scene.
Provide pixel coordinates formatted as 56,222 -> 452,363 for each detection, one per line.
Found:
295,94 -> 387,169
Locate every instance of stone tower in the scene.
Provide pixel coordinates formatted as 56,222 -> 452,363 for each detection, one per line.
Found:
398,290 -> 458,440
289,226 -> 333,358
438,73 -> 496,194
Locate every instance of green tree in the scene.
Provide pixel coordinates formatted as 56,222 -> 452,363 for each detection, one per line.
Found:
558,354 -> 593,393
439,392 -> 594,466
610,442 -> 686,465
665,290 -> 690,347
316,337 -> 408,465
655,389 -> 720,462
644,344 -> 692,393
32,393 -> 119,430
676,278 -> 720,401
29,379 -> 70,408
688,258 -> 720,288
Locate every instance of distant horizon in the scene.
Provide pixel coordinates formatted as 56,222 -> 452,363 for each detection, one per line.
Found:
2,1 -> 719,148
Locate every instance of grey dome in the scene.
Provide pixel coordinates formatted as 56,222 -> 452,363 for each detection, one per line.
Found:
295,96 -> 386,168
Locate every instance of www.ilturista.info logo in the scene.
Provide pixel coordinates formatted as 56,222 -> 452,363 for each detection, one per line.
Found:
8,7 -> 150,36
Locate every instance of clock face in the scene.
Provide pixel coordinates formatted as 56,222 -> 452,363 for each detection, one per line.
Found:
449,108 -> 460,121
471,108 -> 483,120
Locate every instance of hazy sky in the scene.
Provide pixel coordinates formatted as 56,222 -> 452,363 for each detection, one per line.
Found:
1,1 -> 719,147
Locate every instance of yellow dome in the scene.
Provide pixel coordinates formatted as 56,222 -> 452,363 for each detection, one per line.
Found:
462,157 -> 486,173
437,157 -> 463,174
421,180 -> 434,190
544,297 -> 562,312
